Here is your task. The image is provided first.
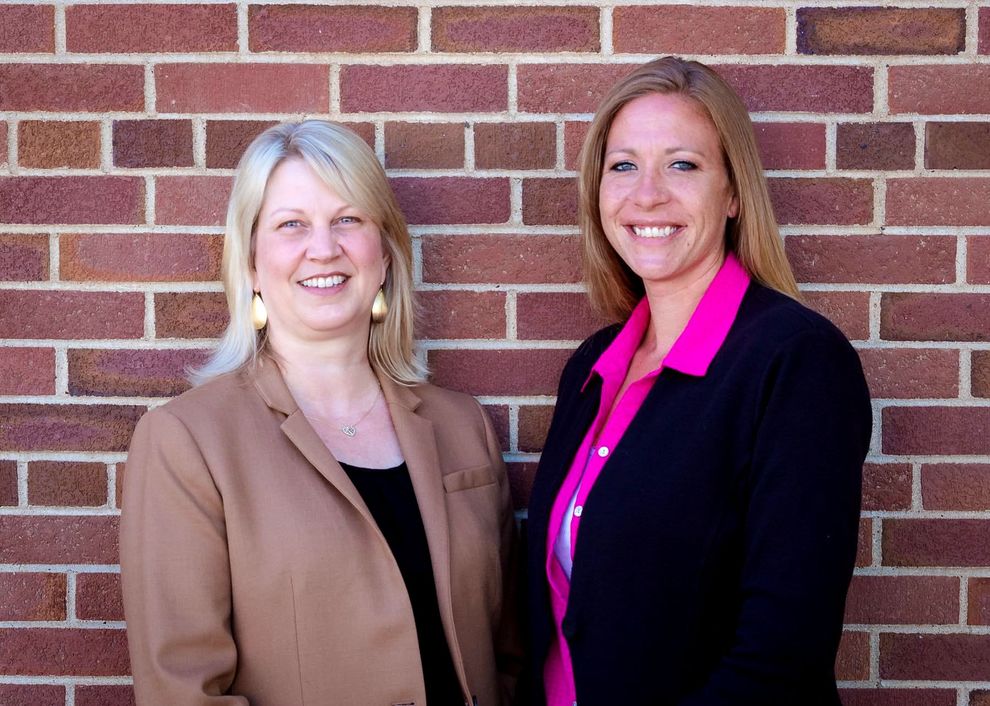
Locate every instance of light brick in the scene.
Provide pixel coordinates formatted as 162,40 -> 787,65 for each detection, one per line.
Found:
0,177 -> 144,225
76,572 -> 123,622
881,633 -> 990,680
857,347 -> 958,399
155,176 -> 232,227
156,64 -> 329,113
0,573 -> 67,621
113,120 -> 194,168
0,5 -> 54,53
844,575 -> 958,625
432,6 -> 599,53
341,65 -> 507,113
0,404 -> 143,453
836,122 -> 915,171
884,407 -> 990,455
881,293 -> 990,341
926,122 -> 990,170
768,178 -> 873,226
474,122 -> 556,170
249,5 -> 416,53
787,234 -> 955,285
421,234 -> 582,284
0,516 -> 119,563
752,122 -> 826,170
517,292 -> 609,341
390,177 -> 509,225
61,232 -> 222,283
384,122 -> 465,169
922,464 -> 990,510
416,291 -> 506,340
429,348 -> 572,397
798,7 -> 965,55
0,347 -> 54,395
861,462 -> 912,511
67,3 -> 236,53
522,177 -> 578,226
890,65 -> 990,114
0,64 -> 143,112
18,121 -> 101,169
155,292 -> 228,339
28,461 -> 106,507
0,233 -> 49,281
614,6 -> 784,55
0,628 -> 128,675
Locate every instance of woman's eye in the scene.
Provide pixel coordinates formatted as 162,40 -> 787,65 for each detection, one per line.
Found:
671,160 -> 697,171
609,160 -> 636,172
278,219 -> 303,229
337,215 -> 361,225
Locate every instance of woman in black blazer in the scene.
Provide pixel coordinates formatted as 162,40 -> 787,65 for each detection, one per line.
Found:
525,57 -> 872,705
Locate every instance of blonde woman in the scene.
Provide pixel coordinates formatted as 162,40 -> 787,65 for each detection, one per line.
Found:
525,57 -> 871,705
121,121 -> 519,706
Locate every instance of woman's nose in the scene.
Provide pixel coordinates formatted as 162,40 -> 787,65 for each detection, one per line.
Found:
632,171 -> 670,208
306,225 -> 342,260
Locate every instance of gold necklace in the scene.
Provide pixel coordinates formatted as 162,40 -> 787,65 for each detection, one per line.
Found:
340,386 -> 381,437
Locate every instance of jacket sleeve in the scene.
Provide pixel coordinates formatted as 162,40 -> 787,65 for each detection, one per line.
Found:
678,328 -> 871,705
120,408 -> 249,706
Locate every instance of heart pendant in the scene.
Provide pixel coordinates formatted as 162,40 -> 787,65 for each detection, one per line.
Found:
341,426 -> 357,437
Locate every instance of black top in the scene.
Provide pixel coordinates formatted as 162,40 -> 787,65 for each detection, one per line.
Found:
525,282 -> 872,706
340,461 -> 464,706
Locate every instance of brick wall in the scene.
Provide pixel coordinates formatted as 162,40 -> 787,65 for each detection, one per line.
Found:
0,1 -> 988,702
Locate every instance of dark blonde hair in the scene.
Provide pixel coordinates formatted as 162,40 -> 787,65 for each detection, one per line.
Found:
192,120 -> 424,385
579,56 -> 800,320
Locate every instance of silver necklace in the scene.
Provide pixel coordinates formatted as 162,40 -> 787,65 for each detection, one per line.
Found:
340,386 -> 381,437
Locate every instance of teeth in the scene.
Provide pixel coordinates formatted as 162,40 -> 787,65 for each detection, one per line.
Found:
300,275 -> 346,288
632,225 -> 678,238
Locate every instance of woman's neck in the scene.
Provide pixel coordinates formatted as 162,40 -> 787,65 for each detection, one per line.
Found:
641,254 -> 723,360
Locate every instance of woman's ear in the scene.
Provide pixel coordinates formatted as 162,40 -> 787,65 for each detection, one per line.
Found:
728,192 -> 740,219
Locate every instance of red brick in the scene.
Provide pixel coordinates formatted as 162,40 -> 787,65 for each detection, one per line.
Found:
157,64 -> 328,113
798,8 -> 965,55
518,64 -> 639,114
614,6 -> 784,55
0,5 -> 54,52
250,5 -> 416,52
982,9 -> 990,54
976,350 -> 990,398
922,463 -> 990,510
0,572 -> 66,620
970,236 -> 990,285
416,291 -> 505,340
0,122 -> 6,168
28,461 -> 106,507
0,233 -> 48,281
341,65 -> 507,113
969,578 -> 990,625
834,630 -> 869,680
891,65 -> 990,114
76,685 -> 135,706
205,120 -> 276,169
482,404 -> 510,453
718,65 -> 873,114
422,234 -> 582,284
517,292 -> 609,341
881,293 -> 990,342
76,572 -> 123,622
0,404 -> 143,453
0,177 -> 144,225
429,348 -> 572,396
18,120 -> 101,169
857,518 -> 872,567
69,349 -> 204,397
0,64 -> 143,112
881,632 -> 990,680
522,177 -> 578,226
0,627 -> 128,675
0,348 -> 54,395
768,178 -> 873,225
506,461 -> 537,510
474,122 -> 556,170
384,122 -> 465,169
113,119 -> 193,168
752,122 -> 825,170
0,291 -> 144,340
836,122 -> 915,171
801,291 -> 870,341
390,177 -> 509,225
0,460 -> 16,506
564,121 -> 589,170
0,516 -> 119,564
845,575 -> 958,625
787,234 -> 954,285
889,178 -> 990,226
840,690 -> 956,706
926,122 -> 990,169
518,405 -> 554,453
884,407 -> 990,456
67,4 -> 236,53
156,176 -> 232,227
432,6 -> 599,53
857,347 -> 958,399
861,463 -> 912,511
0,685 -> 64,706
155,292 -> 228,338
884,519 -> 990,566
61,232 -> 221,282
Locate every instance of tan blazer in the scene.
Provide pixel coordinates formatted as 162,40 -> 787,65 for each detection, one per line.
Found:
120,357 -> 520,706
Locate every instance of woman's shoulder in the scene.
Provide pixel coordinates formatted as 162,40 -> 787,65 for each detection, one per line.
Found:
408,381 -> 487,420
142,367 -> 258,429
735,282 -> 854,352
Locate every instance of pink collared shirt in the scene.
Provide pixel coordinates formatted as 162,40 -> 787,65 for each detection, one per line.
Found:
543,254 -> 751,706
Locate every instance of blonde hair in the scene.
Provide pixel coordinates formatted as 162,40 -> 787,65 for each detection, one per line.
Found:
191,120 -> 425,386
579,56 -> 800,321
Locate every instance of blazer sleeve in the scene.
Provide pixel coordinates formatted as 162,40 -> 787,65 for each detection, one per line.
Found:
477,399 -> 526,705
678,327 -> 871,705
120,408 -> 249,706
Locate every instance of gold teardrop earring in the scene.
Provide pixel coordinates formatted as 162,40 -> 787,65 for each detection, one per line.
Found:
370,288 -> 387,324
251,292 -> 268,330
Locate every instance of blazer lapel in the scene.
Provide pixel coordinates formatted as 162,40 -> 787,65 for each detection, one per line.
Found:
383,377 -> 470,695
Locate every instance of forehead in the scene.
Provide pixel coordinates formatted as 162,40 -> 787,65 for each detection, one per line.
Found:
261,157 -> 351,211
606,93 -> 721,151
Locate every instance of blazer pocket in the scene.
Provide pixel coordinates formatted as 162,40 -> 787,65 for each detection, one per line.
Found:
442,464 -> 495,493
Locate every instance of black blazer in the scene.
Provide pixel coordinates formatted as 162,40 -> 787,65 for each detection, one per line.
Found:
525,283 -> 872,706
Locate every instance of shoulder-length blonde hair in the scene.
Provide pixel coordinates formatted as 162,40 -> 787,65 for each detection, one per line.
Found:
191,120 -> 425,386
580,56 -> 800,321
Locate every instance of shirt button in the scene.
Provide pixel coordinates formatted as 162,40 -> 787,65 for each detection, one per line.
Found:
573,505 -> 583,517
597,446 -> 609,457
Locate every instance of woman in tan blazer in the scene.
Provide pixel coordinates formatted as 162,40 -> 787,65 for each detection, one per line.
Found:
120,121 -> 520,706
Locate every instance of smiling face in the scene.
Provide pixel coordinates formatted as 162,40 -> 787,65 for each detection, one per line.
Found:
251,157 -> 388,352
599,92 -> 738,298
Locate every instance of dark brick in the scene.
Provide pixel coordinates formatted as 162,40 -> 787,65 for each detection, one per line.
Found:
155,292 -> 228,338
836,123 -> 915,170
18,121 -> 101,169
0,291 -> 144,339
798,7 -> 965,55
28,461 -> 107,507
0,404 -> 143,453
113,120 -> 194,168
926,122 -> 990,169
0,233 -> 49,281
